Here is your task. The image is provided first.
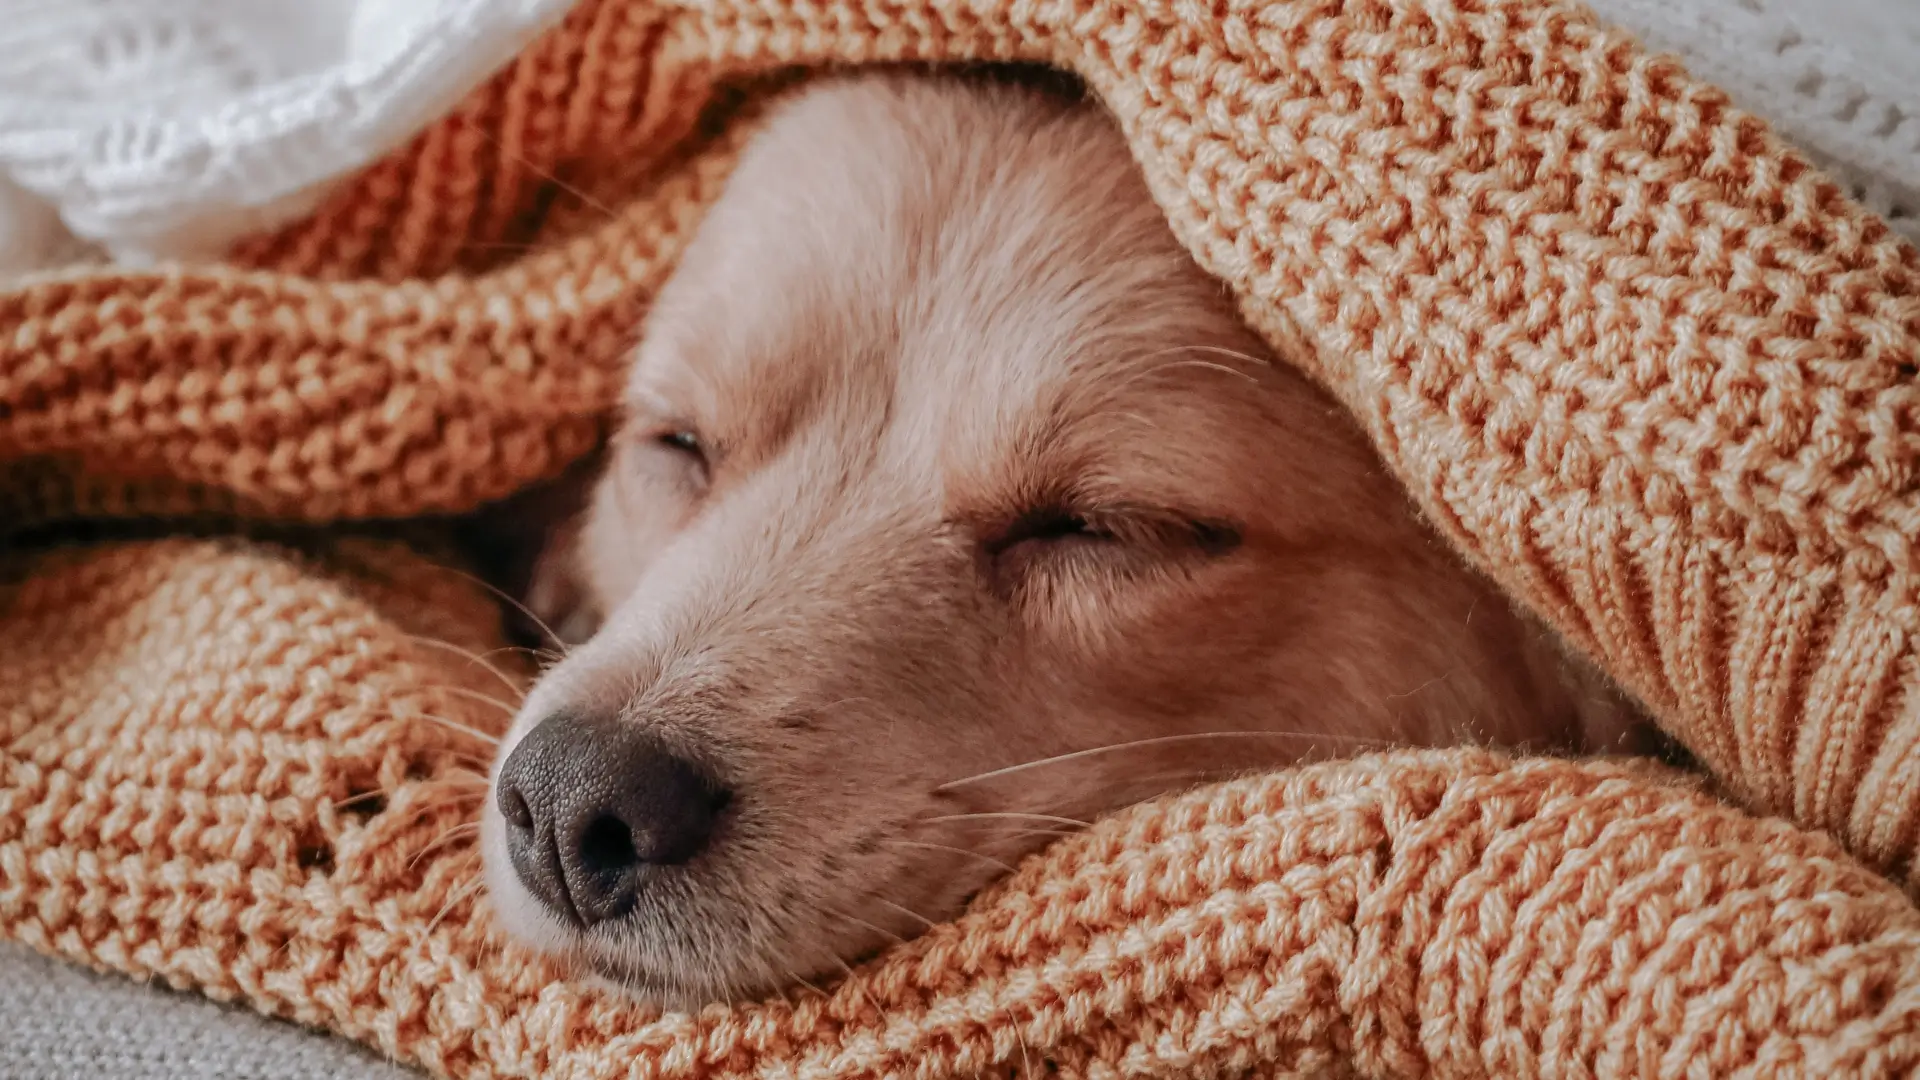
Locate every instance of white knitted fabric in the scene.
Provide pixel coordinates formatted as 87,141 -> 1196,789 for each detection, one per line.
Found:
0,0 -> 576,276
0,0 -> 1911,281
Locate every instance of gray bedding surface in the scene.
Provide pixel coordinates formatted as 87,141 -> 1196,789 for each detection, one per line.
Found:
0,944 -> 416,1080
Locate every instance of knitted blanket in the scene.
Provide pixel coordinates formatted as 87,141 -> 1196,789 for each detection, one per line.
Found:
4,0 -> 1920,1076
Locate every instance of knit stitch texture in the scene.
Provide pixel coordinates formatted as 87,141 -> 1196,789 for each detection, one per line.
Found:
3,0 -> 1920,1076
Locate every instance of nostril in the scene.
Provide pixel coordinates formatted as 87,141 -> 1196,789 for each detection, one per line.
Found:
493,710 -> 729,927
501,786 -> 534,830
579,815 -> 638,873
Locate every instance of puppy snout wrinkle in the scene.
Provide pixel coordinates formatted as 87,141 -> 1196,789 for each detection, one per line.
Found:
495,713 -> 727,927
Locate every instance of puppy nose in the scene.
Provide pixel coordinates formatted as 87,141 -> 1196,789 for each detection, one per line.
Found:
494,712 -> 727,927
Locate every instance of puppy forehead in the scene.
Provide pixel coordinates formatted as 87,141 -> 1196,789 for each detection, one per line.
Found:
627,75 -> 1265,497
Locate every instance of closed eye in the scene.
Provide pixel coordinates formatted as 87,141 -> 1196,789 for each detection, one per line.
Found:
980,504 -> 1240,580
657,430 -> 703,457
614,424 -> 712,495
982,508 -> 1115,558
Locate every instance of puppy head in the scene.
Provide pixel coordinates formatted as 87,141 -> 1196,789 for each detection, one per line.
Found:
481,73 -> 1590,1006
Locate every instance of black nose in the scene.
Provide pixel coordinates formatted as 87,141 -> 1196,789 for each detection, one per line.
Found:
494,712 -> 727,927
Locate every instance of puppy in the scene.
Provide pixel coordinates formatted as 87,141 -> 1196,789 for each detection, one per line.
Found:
480,70 -> 1637,1007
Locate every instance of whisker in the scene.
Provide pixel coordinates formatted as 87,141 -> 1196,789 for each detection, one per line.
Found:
819,905 -> 907,947
332,789 -> 388,812
1061,765 -> 1263,790
1015,1017 -> 1037,1078
378,785 -> 489,819
1109,410 -> 1173,436
478,643 -> 565,666
404,634 -> 528,697
913,811 -> 1090,829
1385,668 -> 1461,702
783,966 -> 831,1000
868,896 -> 937,932
418,853 -> 484,888
975,826 -> 1083,844
432,684 -> 521,718
934,730 -> 1394,792
1000,762 -> 1350,823
400,794 -> 489,820
409,712 -> 504,746
403,764 -> 493,790
1139,342 -> 1271,371
1156,357 -> 1263,385
424,877 -> 486,937
460,117 -> 622,220
410,822 -> 481,869
745,956 -> 797,1010
881,839 -> 1017,875
421,562 -> 572,657
427,750 -> 498,774
824,952 -> 884,1017
1099,344 -> 1269,400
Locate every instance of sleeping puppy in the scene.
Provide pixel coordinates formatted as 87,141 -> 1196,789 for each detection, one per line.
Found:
479,69 -> 1640,1007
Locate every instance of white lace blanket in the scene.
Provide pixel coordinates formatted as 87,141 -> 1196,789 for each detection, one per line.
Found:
0,0 -> 575,275
0,0 -> 1913,279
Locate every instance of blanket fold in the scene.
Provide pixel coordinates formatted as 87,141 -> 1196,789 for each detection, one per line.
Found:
4,0 -> 1919,1075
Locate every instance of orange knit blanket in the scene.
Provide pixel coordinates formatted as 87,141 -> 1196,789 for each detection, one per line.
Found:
4,0 -> 1920,1076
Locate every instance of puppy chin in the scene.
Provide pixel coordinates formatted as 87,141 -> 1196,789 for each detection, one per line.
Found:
577,955 -> 758,1013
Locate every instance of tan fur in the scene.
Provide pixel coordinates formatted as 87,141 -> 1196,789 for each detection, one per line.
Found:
482,70 -> 1638,1007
